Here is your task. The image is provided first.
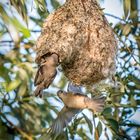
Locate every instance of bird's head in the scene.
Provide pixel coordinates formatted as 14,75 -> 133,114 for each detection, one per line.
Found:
57,90 -> 67,100
44,53 -> 59,67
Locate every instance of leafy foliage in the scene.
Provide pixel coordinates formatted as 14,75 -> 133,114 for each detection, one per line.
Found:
0,0 -> 140,139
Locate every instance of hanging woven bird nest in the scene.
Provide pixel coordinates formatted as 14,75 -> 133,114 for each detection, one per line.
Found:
34,0 -> 117,96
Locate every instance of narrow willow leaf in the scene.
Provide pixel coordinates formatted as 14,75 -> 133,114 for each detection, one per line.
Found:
123,0 -> 131,18
82,113 -> 93,134
18,84 -> 27,96
6,79 -> 21,92
97,121 -> 102,137
102,107 -> 112,118
107,119 -> 119,133
18,68 -> 29,81
11,18 -> 30,38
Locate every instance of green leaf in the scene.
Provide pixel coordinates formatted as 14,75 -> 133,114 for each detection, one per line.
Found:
97,121 -> 102,137
0,66 -> 11,82
18,68 -> 29,81
6,79 -> 21,92
51,0 -> 60,10
18,84 -> 27,96
82,113 -> 93,134
123,0 -> 131,18
107,119 -> 119,133
102,107 -> 112,118
11,18 -> 30,38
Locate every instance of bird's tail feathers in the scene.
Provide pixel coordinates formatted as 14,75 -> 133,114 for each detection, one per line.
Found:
34,87 -> 43,97
85,96 -> 105,113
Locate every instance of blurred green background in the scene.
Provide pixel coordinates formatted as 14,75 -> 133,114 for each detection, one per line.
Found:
0,0 -> 140,139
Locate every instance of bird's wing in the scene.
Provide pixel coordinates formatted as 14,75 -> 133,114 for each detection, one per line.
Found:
34,65 -> 44,86
43,69 -> 57,89
50,106 -> 80,134
85,96 -> 106,112
67,82 -> 83,94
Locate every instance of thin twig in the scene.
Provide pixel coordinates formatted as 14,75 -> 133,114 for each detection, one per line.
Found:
105,13 -> 125,23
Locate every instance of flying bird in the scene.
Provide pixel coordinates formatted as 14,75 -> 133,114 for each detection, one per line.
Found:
50,90 -> 105,134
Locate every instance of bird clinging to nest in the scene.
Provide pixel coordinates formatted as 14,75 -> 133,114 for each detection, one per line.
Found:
34,53 -> 58,97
